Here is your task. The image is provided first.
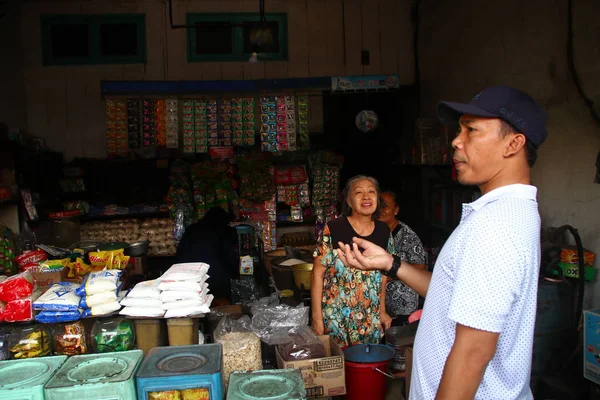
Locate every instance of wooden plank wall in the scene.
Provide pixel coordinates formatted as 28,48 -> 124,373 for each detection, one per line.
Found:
19,0 -> 415,159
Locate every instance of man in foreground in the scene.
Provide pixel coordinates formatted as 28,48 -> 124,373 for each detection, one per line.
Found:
338,86 -> 547,399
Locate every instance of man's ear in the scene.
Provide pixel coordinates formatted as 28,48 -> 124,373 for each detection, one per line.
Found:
504,133 -> 527,158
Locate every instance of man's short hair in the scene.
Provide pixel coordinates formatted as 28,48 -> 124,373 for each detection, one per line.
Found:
499,120 -> 538,167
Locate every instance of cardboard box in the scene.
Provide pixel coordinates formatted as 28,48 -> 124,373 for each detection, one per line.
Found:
31,270 -> 63,290
276,335 -> 346,398
405,347 -> 413,399
584,309 -> 600,385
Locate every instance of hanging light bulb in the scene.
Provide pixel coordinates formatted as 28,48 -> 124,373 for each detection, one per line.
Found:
249,52 -> 258,63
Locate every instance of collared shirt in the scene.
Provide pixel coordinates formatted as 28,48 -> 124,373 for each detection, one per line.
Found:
410,184 -> 541,400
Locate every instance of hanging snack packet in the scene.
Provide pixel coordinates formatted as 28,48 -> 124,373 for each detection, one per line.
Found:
33,282 -> 81,312
75,270 -> 122,297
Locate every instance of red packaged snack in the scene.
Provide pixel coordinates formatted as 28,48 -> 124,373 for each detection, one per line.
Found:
4,298 -> 33,322
0,271 -> 34,303
16,250 -> 47,269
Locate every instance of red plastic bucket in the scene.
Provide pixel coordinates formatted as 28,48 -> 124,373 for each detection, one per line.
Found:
343,344 -> 395,400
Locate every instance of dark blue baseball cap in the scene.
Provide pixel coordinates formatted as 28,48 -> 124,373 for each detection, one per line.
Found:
438,86 -> 548,149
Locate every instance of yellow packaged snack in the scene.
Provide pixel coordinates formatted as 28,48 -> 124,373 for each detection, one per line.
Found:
72,257 -> 92,276
149,391 -> 182,400
38,259 -> 69,273
109,249 -> 125,269
117,255 -> 130,270
89,251 -> 111,268
181,388 -> 210,400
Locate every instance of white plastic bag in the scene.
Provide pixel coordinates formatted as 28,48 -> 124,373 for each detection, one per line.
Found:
120,297 -> 163,308
159,284 -> 209,303
157,275 -> 208,292
75,270 -> 122,297
157,263 -> 209,282
127,280 -> 161,299
162,298 -> 208,310
163,294 -> 213,318
33,282 -> 81,312
82,301 -> 121,317
80,291 -> 117,308
120,306 -> 165,317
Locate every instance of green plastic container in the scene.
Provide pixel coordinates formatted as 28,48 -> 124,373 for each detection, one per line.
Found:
0,355 -> 67,400
44,350 -> 143,400
227,369 -> 306,400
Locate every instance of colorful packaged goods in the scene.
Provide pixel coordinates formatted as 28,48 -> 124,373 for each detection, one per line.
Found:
0,228 -> 17,275
9,323 -> 53,359
105,99 -> 128,156
155,99 -> 167,147
166,99 -> 179,148
260,96 -> 278,152
91,317 -> 135,353
4,290 -> 42,322
195,99 -> 209,153
182,100 -> 195,153
297,95 -> 310,149
127,99 -> 141,149
143,99 -> 157,147
53,321 -> 88,356
0,271 -> 34,303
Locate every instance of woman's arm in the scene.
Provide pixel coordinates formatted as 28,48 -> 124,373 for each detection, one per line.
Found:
379,275 -> 392,329
311,257 -> 327,335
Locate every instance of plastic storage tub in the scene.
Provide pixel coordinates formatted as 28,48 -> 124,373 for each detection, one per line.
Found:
167,318 -> 199,346
227,369 -> 306,400
136,344 -> 223,400
0,355 -> 67,400
133,319 -> 166,354
44,350 -> 143,400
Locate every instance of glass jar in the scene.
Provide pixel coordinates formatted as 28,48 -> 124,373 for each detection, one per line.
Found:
0,328 -> 10,361
8,322 -> 52,359
91,316 -> 135,353
53,320 -> 88,356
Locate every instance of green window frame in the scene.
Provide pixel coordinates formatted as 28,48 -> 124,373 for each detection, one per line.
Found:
186,13 -> 288,62
41,14 -> 146,66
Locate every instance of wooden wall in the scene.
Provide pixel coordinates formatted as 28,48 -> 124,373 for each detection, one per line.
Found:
19,0 -> 415,159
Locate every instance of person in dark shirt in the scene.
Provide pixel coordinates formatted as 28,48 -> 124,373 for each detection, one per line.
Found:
176,207 -> 239,306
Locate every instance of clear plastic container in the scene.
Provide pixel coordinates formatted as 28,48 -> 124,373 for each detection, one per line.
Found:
0,355 -> 67,400
133,319 -> 166,354
91,316 -> 135,353
0,329 -> 10,361
8,322 -> 52,359
53,320 -> 88,356
166,318 -> 199,346
44,350 -> 143,400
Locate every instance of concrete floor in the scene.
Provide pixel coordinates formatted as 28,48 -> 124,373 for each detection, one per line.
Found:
385,377 -> 406,400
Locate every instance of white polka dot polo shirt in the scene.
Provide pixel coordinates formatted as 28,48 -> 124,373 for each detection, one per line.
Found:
410,184 -> 541,400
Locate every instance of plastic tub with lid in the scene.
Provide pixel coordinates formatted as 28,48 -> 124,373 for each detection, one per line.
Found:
44,350 -> 143,400
343,344 -> 396,400
136,344 -> 223,400
226,369 -> 306,400
0,355 -> 67,400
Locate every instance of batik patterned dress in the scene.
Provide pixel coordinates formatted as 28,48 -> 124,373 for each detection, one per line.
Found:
314,217 -> 391,347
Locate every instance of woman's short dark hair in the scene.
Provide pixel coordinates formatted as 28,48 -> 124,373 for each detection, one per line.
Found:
340,175 -> 381,220
380,190 -> 399,210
